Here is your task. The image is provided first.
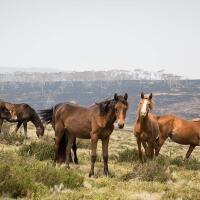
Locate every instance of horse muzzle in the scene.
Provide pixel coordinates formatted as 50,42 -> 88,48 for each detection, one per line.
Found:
118,123 -> 124,129
11,116 -> 18,121
140,112 -> 147,118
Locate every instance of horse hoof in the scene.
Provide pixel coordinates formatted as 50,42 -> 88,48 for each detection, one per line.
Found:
65,164 -> 70,169
74,159 -> 79,165
104,172 -> 109,177
88,172 -> 94,177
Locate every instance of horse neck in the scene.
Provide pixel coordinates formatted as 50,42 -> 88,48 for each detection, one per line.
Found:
31,112 -> 43,129
137,113 -> 151,131
103,106 -> 116,126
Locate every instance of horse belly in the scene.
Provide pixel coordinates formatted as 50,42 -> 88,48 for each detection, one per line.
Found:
67,124 -> 91,139
170,132 -> 198,145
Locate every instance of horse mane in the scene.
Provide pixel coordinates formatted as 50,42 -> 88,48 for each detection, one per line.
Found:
96,96 -> 128,116
31,108 -> 44,128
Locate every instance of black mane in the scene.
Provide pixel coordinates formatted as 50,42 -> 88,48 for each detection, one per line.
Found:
96,96 -> 128,116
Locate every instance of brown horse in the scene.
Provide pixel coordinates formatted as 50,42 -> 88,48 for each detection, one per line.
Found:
0,101 -> 44,138
0,106 -> 14,122
155,115 -> 200,159
40,93 -> 128,177
40,102 -> 79,164
133,92 -> 160,161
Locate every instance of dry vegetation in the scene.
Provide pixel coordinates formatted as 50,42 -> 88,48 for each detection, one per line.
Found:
0,122 -> 200,199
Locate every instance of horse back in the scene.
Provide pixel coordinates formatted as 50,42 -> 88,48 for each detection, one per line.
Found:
54,103 -> 95,124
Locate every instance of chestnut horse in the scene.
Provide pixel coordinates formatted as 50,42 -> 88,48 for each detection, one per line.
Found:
40,93 -> 128,177
155,115 -> 200,159
133,92 -> 159,161
0,101 -> 44,138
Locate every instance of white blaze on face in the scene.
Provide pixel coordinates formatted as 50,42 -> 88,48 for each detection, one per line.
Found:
141,99 -> 148,116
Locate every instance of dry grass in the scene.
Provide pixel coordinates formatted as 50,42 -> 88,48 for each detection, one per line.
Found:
0,123 -> 200,199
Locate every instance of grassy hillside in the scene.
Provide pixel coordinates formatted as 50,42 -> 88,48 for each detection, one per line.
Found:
0,123 -> 200,199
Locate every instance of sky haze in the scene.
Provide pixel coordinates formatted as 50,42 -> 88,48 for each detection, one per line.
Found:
0,0 -> 200,78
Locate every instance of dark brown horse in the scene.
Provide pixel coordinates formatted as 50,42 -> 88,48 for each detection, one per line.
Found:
40,93 -> 128,177
40,102 -> 78,164
0,101 -> 44,138
133,92 -> 160,161
155,115 -> 200,159
0,106 -> 14,122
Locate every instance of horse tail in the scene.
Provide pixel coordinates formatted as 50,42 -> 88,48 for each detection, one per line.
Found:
39,108 -> 53,124
56,129 -> 68,163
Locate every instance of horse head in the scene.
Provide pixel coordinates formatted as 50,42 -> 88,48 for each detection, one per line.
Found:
0,107 -> 12,120
36,125 -> 44,137
114,93 -> 128,129
138,92 -> 153,119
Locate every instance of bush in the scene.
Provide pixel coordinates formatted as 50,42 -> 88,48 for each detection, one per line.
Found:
0,161 -> 42,198
18,140 -> 54,161
170,156 -> 200,170
117,148 -> 140,162
0,151 -> 84,198
121,156 -> 172,183
34,164 -> 84,188
0,130 -> 25,145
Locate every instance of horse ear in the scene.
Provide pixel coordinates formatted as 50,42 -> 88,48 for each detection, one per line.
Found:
141,92 -> 144,99
124,93 -> 128,100
149,93 -> 153,100
114,93 -> 118,101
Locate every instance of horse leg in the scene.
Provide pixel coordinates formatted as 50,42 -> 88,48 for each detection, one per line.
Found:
141,141 -> 148,157
148,142 -> 154,159
185,145 -> 196,159
72,137 -> 78,164
14,121 -> 23,134
65,133 -> 74,168
0,118 -> 3,133
23,122 -> 28,139
89,134 -> 98,177
102,136 -> 110,176
54,122 -> 64,163
137,138 -> 143,162
155,135 -> 167,156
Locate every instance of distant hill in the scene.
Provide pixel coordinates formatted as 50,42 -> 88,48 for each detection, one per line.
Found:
0,79 -> 199,124
0,69 -> 183,82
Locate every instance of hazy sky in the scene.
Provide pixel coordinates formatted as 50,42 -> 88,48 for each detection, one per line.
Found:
0,0 -> 200,78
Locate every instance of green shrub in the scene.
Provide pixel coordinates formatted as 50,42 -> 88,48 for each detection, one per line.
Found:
117,148 -> 139,162
170,156 -> 200,170
0,151 -> 84,198
34,165 -> 84,188
18,140 -> 54,161
0,162 -> 41,198
121,158 -> 172,183
0,130 -> 25,145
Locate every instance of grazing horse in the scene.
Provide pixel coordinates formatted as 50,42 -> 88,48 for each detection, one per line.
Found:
40,93 -> 128,177
155,115 -> 200,159
0,106 -> 14,122
0,101 -> 44,138
133,92 -> 160,161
